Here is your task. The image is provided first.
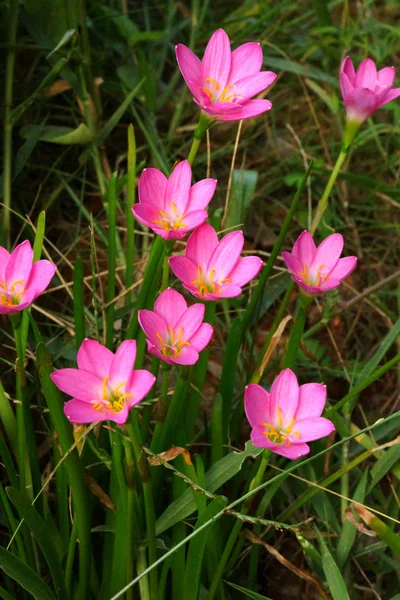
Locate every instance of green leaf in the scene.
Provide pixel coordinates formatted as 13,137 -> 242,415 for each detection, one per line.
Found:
224,169 -> 258,230
317,529 -> 350,600
156,441 -> 262,535
19,124 -> 92,145
225,581 -> 273,600
336,470 -> 368,567
369,445 -> 400,493
23,0 -> 79,43
6,487 -> 67,600
357,316 -> 400,384
0,547 -> 56,600
262,56 -> 338,85
305,78 -> 339,113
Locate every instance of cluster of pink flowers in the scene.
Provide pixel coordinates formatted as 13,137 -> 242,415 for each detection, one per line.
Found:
6,30 -> 399,459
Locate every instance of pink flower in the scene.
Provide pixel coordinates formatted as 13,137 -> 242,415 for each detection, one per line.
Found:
282,231 -> 357,295
138,288 -> 213,365
176,28 -> 276,122
132,161 -> 216,240
0,240 -> 56,314
245,369 -> 335,459
340,57 -> 400,123
168,223 -> 263,301
50,339 -> 155,425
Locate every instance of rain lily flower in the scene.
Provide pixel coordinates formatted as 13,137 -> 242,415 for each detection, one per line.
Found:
245,369 -> 335,459
282,231 -> 357,295
176,28 -> 276,122
340,57 -> 400,124
0,240 -> 56,314
138,288 -> 213,365
132,161 -> 216,240
169,223 -> 263,300
51,339 -> 155,425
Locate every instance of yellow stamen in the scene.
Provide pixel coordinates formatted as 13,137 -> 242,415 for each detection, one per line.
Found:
298,264 -> 308,283
205,78 -> 220,90
277,407 -> 283,427
93,402 -> 104,411
220,277 -> 232,284
168,326 -> 175,345
171,202 -> 179,218
0,282 -> 6,290
113,381 -> 126,398
201,87 -> 213,100
220,85 -> 233,101
10,280 -> 25,292
285,417 -> 295,434
102,375 -> 110,400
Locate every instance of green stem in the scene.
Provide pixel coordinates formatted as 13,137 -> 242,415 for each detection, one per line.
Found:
187,112 -> 213,166
123,438 -> 136,600
126,414 -> 158,600
310,150 -> 347,234
65,520 -> 78,598
156,365 -> 172,425
161,247 -> 171,292
125,124 -> 136,307
282,303 -> 307,371
106,173 -> 117,349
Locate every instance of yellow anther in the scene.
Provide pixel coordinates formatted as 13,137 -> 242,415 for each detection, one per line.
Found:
277,407 -> 283,427
113,381 -> 126,398
0,282 -> 6,290
102,375 -> 110,400
171,202 -> 179,217
205,78 -> 220,90
168,326 -> 175,345
221,85 -> 233,101
220,277 -> 232,284
298,264 -> 308,282
93,402 -> 104,411
201,87 -> 213,100
285,417 -> 295,434
10,280 -> 25,292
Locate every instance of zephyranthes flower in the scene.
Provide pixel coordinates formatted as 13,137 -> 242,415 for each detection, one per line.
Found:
282,231 -> 357,295
51,339 -> 155,425
340,57 -> 400,125
132,161 -> 216,240
245,369 -> 335,459
0,240 -> 56,314
138,288 -> 213,365
176,28 -> 276,122
169,223 -> 263,300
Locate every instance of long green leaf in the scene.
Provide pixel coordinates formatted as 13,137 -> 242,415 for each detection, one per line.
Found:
20,123 -> 92,145
0,547 -> 56,600
317,529 -> 350,600
336,470 -> 368,567
225,581 -> 273,600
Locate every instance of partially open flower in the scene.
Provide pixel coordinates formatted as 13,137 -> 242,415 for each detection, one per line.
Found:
245,369 -> 335,459
138,288 -> 213,365
176,28 -> 276,122
0,240 -> 56,314
51,339 -> 155,425
282,231 -> 357,295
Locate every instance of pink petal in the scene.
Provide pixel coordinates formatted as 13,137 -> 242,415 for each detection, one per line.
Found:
340,71 -> 354,104
310,233 -> 344,274
126,369 -> 156,405
295,383 -> 327,421
229,256 -> 263,287
291,231 -> 316,265
132,203 -> 162,228
50,369 -> 103,403
217,99 -> 272,121
5,240 -> 33,286
328,256 -> 357,281
174,303 -> 205,340
282,251 -> 302,277
230,42 -> 263,83
138,310 -> 168,347
244,384 -> 271,427
207,231 -> 244,279
376,87 -> 400,109
173,346 -> 200,365
176,43 -> 202,98
64,399 -> 114,423
154,288 -> 187,327
0,246 -> 10,281
176,209 -> 209,233
188,178 -> 217,211
138,168 -> 167,208
185,224 -> 219,268
201,29 -> 231,92
294,417 -> 335,442
355,58 -> 377,90
77,339 -> 114,378
203,283 -> 243,299
250,425 -> 310,459
109,340 -> 137,388
234,72 -> 276,101
377,66 -> 395,87
340,57 -> 356,85
169,256 -> 199,286
188,322 -> 213,352
165,160 -> 192,214
201,100 -> 243,115
318,278 -> 341,292
292,278 -> 321,295
347,88 -> 377,120
25,260 -> 56,298
269,368 -> 299,424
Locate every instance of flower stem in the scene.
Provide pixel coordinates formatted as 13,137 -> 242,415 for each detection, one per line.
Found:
310,149 -> 348,234
123,437 -> 136,600
161,240 -> 173,292
282,303 -> 307,371
187,112 -> 213,166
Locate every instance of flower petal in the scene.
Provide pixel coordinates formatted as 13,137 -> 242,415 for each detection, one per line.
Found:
318,278 -> 341,292
165,160 -> 192,214
295,383 -> 327,421
282,251 -> 302,277
173,346 -> 200,365
355,58 -> 377,90
294,417 -> 335,442
77,339 -> 114,378
154,288 -> 187,327
346,87 -> 377,121
202,283 -> 243,300
174,303 -> 205,340
202,29 -> 231,92
185,224 -> 219,268
340,71 -> 354,104
269,368 -> 299,424
376,87 -> 400,109
234,72 -> 276,101
188,178 -> 217,211
50,369 -> 103,403
245,384 -> 271,427
0,246 -> 10,281
138,310 -> 168,347
229,256 -> 263,287
230,42 -> 263,83
63,399 -> 114,423
188,323 -> 213,352
217,99 -> 272,121
5,240 -> 33,286
132,203 -> 162,229
291,231 -> 316,265
250,425 -> 310,459
377,66 -> 395,87
328,256 -> 357,281
109,340 -> 137,388
25,260 -> 56,298
340,57 -> 356,85
138,168 -> 167,208
208,231 -> 244,279
175,209 -> 209,233
126,370 -> 156,405
176,43 -> 202,98
310,233 -> 344,274
169,256 -> 199,286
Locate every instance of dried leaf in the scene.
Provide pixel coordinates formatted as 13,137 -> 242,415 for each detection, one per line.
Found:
85,474 -> 116,512
148,446 -> 192,466
344,506 -> 376,537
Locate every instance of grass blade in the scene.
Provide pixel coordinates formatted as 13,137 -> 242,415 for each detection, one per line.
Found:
0,547 -> 56,600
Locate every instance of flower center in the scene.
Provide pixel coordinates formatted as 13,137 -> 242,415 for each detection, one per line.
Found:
201,78 -> 241,104
152,202 -> 187,232
262,407 -> 300,447
156,326 -> 190,358
0,280 -> 26,306
297,264 -> 328,287
93,376 -> 133,413
190,266 -> 232,296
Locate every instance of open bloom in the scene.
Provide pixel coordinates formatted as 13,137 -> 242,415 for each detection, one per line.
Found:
282,231 -> 357,295
169,223 -> 263,300
245,369 -> 334,459
138,288 -> 213,365
132,161 -> 216,240
0,240 -> 56,314
176,28 -> 276,121
340,57 -> 400,123
51,339 -> 155,425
